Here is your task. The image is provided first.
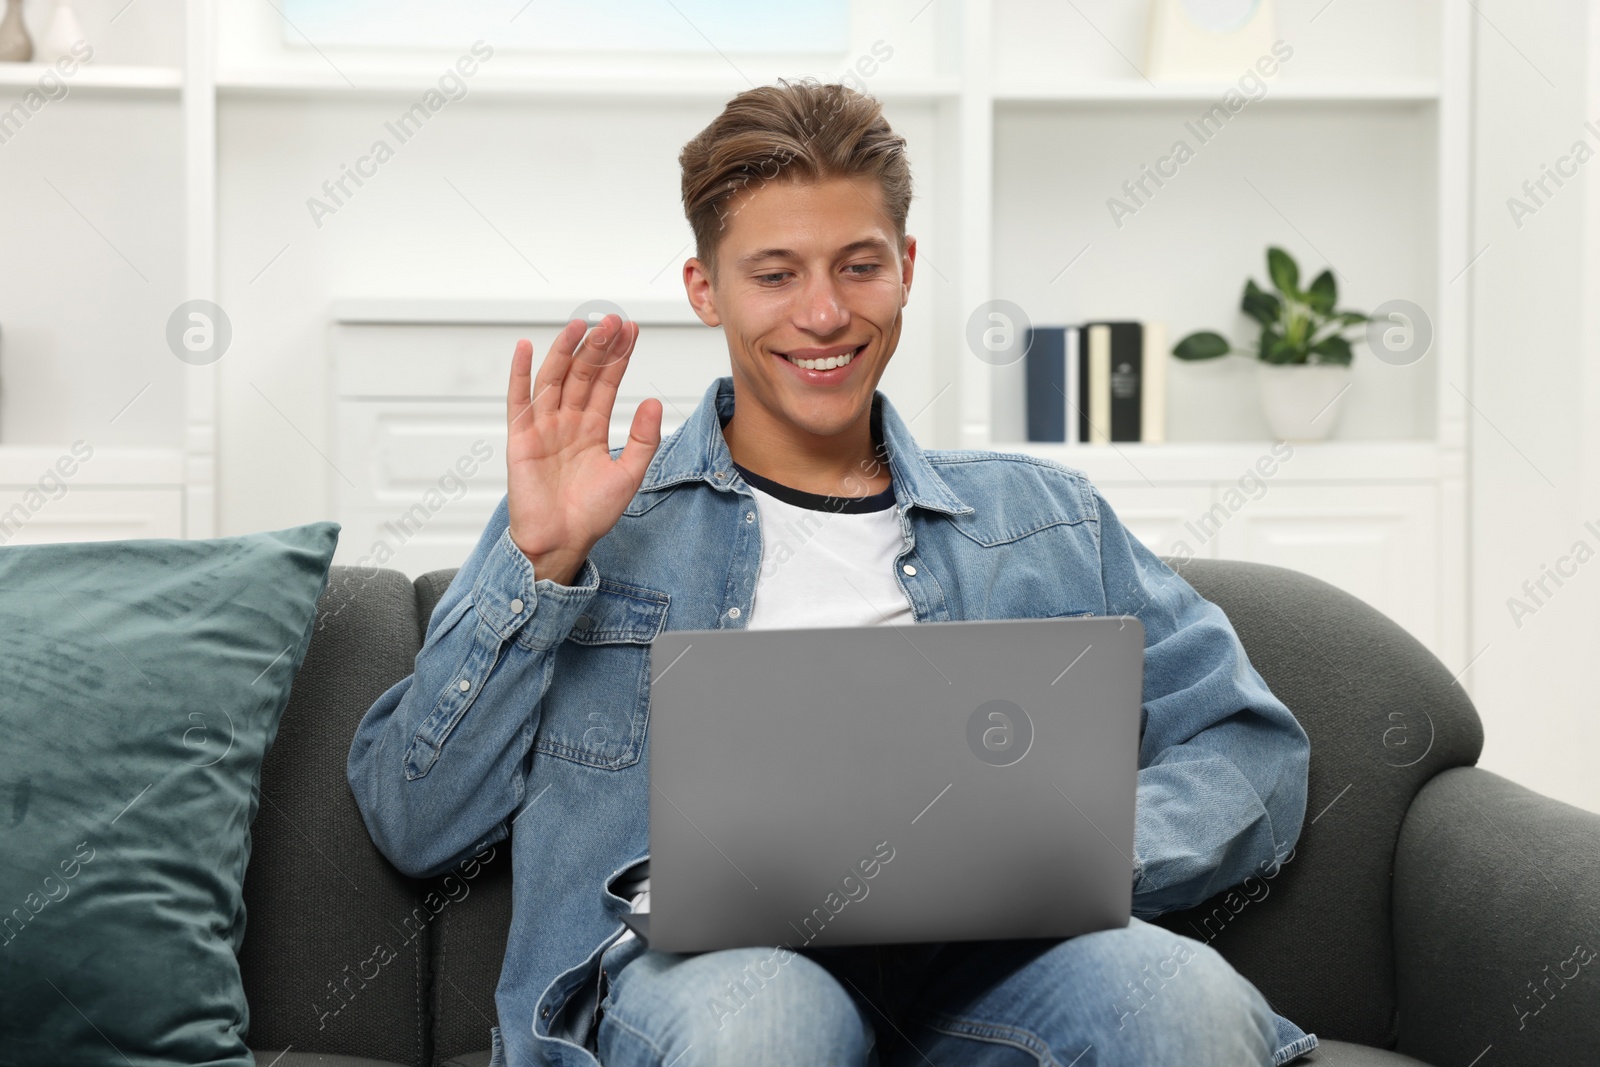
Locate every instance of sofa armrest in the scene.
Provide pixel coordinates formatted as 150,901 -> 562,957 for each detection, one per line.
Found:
1393,766 -> 1600,1066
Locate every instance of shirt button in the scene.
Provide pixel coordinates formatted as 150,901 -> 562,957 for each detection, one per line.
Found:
745,511 -> 755,523
902,564 -> 917,576
575,614 -> 592,630
541,1006 -> 550,1019
728,606 -> 742,619
458,679 -> 471,692
510,598 -> 525,614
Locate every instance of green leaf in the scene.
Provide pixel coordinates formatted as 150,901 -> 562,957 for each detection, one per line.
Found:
1329,310 -> 1369,326
1241,279 -> 1281,327
1267,247 -> 1299,296
1172,331 -> 1231,360
1310,334 -> 1354,366
1307,270 -> 1337,315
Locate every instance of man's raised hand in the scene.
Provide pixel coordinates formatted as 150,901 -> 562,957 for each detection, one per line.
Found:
504,314 -> 662,587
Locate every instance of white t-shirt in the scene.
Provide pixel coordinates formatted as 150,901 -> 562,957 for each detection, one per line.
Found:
743,467 -> 912,630
608,461 -> 912,933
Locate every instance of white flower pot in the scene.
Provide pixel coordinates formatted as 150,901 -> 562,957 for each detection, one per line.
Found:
1255,362 -> 1351,441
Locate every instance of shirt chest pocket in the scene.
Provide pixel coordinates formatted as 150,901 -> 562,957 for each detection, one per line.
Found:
535,580 -> 670,771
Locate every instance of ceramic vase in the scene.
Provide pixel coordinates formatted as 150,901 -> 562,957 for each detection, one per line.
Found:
0,0 -> 33,62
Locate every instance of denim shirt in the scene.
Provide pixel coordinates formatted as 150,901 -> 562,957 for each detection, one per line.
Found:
347,375 -> 1318,1067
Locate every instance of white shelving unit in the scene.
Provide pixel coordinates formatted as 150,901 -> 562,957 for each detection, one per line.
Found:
216,69 -> 963,102
991,78 -> 1440,102
943,0 -> 1471,669
0,0 -> 194,540
0,0 -> 1472,670
0,62 -> 181,90
0,447 -> 183,544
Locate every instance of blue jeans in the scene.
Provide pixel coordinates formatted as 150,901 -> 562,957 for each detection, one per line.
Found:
592,917 -> 1278,1066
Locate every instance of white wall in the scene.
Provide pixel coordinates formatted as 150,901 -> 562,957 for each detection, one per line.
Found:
1466,0 -> 1599,813
211,1 -> 949,537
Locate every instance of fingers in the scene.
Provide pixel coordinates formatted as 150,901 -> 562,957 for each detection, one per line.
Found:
530,319 -> 587,417
519,315 -> 638,431
560,315 -> 633,412
616,396 -> 663,488
506,338 -> 535,430
585,320 -> 640,419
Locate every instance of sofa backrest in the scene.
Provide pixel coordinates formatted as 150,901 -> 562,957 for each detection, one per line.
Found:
1155,557 -> 1483,1048
413,569 -> 516,1066
240,566 -> 434,1066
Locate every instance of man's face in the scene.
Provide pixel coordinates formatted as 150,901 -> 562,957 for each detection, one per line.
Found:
685,175 -> 915,440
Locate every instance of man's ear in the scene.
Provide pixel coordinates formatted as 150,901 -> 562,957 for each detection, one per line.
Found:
900,234 -> 916,307
684,257 -> 721,327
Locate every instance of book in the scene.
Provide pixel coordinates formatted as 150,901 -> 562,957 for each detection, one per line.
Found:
1108,321 -> 1143,442
1079,321 -> 1143,442
1023,325 -> 1067,442
1045,319 -> 1166,445
1141,320 -> 1167,443
1086,324 -> 1112,443
1064,325 -> 1080,445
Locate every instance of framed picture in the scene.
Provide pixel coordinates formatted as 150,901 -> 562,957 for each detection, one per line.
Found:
1145,0 -> 1277,80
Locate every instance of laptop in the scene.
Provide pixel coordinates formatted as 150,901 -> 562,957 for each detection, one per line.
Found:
621,615 -> 1145,954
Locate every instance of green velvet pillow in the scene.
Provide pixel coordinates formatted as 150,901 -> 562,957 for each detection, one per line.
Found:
0,522 -> 339,1064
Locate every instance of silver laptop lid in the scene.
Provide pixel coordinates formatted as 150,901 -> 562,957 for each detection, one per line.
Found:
642,615 -> 1144,954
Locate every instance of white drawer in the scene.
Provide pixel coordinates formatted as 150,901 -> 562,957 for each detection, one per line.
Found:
0,488 -> 184,545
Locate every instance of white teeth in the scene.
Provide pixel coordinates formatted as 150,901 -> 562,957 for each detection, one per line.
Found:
787,349 -> 857,371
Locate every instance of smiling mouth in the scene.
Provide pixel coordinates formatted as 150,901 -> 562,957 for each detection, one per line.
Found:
776,343 -> 867,371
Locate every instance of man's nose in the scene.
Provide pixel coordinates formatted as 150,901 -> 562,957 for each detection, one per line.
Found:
793,274 -> 848,335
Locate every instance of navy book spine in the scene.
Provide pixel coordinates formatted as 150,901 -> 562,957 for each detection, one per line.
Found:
1024,326 -> 1066,442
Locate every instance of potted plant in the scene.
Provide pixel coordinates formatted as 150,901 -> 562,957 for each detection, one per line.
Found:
1172,246 -> 1369,441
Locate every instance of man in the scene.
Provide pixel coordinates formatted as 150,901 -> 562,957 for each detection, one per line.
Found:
348,78 -> 1316,1066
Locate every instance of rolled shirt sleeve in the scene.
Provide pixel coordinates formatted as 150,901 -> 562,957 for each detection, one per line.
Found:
1088,485 -> 1311,919
346,494 -> 601,879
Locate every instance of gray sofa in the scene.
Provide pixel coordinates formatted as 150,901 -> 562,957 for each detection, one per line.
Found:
238,558 -> 1600,1067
